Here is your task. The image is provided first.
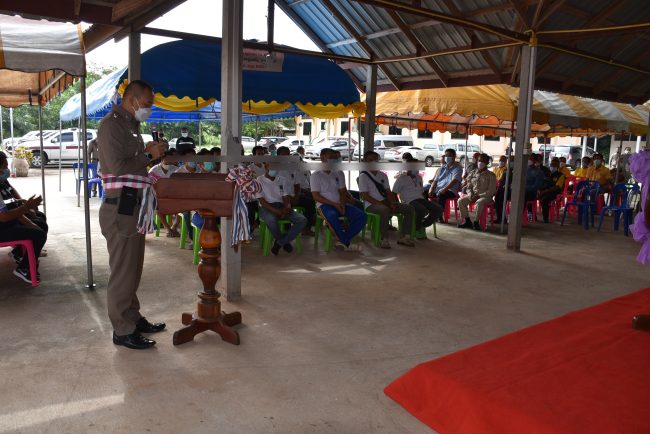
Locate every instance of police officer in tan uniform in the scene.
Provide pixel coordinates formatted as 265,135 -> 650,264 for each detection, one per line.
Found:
98,80 -> 167,350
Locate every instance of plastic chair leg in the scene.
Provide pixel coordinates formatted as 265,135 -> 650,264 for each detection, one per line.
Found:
192,225 -> 200,265
597,210 -> 606,232
179,214 -> 188,249
154,214 -> 161,237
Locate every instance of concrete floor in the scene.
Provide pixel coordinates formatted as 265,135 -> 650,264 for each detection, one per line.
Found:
0,168 -> 648,433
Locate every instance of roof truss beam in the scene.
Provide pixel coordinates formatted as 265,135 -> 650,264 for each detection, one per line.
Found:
386,9 -> 448,86
320,0 -> 401,90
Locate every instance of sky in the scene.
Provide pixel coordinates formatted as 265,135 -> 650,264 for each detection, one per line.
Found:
86,0 -> 319,70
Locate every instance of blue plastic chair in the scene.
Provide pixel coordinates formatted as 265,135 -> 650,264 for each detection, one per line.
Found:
597,183 -> 640,236
73,162 -> 102,198
561,180 -> 600,230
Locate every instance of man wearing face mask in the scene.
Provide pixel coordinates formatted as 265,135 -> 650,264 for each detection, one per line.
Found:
97,80 -> 167,350
538,159 -> 566,223
175,127 -> 195,154
573,156 -> 591,178
558,157 -> 571,178
392,154 -> 442,238
586,152 -> 612,192
256,163 -> 307,255
428,148 -> 463,222
457,153 -> 497,231
492,155 -> 507,180
148,150 -> 180,237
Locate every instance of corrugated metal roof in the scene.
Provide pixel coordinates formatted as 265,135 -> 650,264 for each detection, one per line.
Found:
280,0 -> 650,104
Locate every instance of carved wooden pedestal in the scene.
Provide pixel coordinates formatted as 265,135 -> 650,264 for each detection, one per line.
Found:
154,173 -> 242,346
172,211 -> 242,346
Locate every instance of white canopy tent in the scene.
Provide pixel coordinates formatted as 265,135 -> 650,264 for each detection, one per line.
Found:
0,14 -> 94,289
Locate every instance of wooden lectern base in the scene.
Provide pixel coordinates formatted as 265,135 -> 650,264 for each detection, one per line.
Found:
172,211 -> 242,346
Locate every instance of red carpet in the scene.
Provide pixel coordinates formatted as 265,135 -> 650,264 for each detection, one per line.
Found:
385,288 -> 650,434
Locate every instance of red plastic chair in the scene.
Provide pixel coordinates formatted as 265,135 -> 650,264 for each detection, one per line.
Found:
0,240 -> 38,287
443,198 -> 459,223
479,202 -> 495,231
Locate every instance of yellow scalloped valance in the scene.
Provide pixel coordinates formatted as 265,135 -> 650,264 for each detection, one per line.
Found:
118,81 -> 366,120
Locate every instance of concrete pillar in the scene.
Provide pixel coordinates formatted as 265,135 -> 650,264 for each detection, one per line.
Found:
219,0 -> 244,301
128,32 -> 141,82
507,44 -> 537,251
363,64 -> 377,154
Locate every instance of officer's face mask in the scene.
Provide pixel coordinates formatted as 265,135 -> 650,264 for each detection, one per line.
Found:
133,98 -> 153,122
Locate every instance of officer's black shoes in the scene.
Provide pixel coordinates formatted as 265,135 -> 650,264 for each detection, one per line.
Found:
135,317 -> 166,333
113,332 -> 156,350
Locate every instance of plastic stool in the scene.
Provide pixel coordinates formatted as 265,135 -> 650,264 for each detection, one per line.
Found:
0,240 -> 38,287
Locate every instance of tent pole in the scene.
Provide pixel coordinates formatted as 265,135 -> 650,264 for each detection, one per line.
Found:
0,107 -> 3,145
199,120 -> 202,148
507,43 -> 537,251
613,131 -> 625,184
357,116 -> 362,162
581,135 -> 587,159
220,0 -> 244,301
128,32 -> 141,82
464,126 -> 469,168
80,75 -> 95,289
500,125 -> 515,234
58,119 -> 62,192
77,116 -> 81,207
347,116 -> 352,190
38,104 -> 46,215
9,108 -> 13,148
593,134 -> 597,153
636,135 -> 642,153
364,64 -> 377,154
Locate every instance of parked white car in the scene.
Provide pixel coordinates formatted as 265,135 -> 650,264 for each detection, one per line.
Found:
384,146 -> 422,161
352,135 -> 413,160
18,128 -> 97,168
304,137 -> 359,160
4,130 -> 58,152
416,143 -> 481,167
278,138 -> 306,153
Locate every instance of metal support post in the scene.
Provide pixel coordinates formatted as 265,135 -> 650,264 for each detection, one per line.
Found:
38,104 -> 46,215
500,131 -> 514,234
128,32 -> 141,82
58,119 -> 62,191
220,0 -> 244,301
363,64 -> 377,154
581,135 -> 587,158
80,75 -> 95,289
507,43 -> 537,251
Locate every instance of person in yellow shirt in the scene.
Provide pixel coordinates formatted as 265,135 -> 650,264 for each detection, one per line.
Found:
573,156 -> 591,178
558,157 -> 571,178
586,153 -> 613,192
492,155 -> 507,181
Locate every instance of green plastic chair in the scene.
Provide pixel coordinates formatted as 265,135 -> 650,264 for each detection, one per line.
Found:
178,213 -> 189,249
191,222 -> 201,265
409,213 -> 436,239
154,214 -> 172,237
259,219 -> 302,256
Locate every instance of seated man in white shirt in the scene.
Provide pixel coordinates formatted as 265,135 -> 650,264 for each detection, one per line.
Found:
277,145 -> 315,235
257,164 -> 307,255
311,148 -> 367,250
392,154 -> 442,239
359,151 -> 415,248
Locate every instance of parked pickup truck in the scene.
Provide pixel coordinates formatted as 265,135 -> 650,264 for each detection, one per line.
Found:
18,128 -> 97,168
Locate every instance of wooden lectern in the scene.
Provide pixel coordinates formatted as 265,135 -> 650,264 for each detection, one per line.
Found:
154,173 -> 242,346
